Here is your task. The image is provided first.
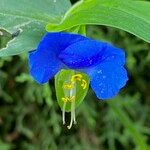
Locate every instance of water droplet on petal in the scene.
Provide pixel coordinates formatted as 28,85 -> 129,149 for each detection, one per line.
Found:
89,60 -> 92,64
98,70 -> 102,74
102,75 -> 106,79
99,83 -> 102,86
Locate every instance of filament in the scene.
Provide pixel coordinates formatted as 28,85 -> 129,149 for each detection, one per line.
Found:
73,104 -> 77,124
62,102 -> 66,125
67,87 -> 76,129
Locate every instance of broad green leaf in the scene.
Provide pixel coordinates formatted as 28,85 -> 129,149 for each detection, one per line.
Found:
0,0 -> 71,57
0,29 -> 12,49
46,0 -> 150,43
55,69 -> 90,112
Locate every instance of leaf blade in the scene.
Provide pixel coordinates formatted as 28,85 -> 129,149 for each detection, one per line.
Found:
46,0 -> 150,43
0,0 -> 71,56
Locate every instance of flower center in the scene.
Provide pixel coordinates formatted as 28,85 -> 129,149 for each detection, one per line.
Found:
62,73 -> 87,129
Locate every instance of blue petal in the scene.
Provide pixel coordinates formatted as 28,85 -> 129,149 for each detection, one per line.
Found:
59,40 -> 125,69
86,62 -> 128,99
29,50 -> 62,84
36,32 -> 88,55
28,32 -> 88,84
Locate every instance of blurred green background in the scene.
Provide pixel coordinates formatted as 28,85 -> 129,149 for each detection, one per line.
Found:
0,1 -> 150,150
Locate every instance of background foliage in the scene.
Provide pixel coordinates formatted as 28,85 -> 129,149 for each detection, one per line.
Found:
0,0 -> 150,150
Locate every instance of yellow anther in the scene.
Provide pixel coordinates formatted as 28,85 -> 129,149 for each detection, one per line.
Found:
81,79 -> 87,89
62,97 -> 68,103
71,74 -> 83,82
68,96 -> 75,102
62,96 -> 75,103
63,83 -> 74,89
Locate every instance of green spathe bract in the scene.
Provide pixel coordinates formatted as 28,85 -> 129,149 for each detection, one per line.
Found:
55,69 -> 90,112
55,69 -> 89,129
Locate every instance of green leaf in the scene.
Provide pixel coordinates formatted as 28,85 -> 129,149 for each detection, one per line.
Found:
108,98 -> 149,150
55,69 -> 90,112
46,0 -> 150,43
0,0 -> 71,57
0,140 -> 11,150
0,29 -> 12,49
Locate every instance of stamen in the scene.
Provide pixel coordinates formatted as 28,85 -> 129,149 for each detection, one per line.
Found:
67,84 -> 76,129
81,79 -> 87,89
62,102 -> 66,125
68,96 -> 75,102
62,97 -> 68,102
67,96 -> 76,129
67,106 -> 74,129
71,74 -> 83,82
62,72 -> 87,129
73,108 -> 77,124
63,83 -> 74,89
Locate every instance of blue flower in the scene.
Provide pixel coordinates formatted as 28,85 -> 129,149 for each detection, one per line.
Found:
28,32 -> 128,100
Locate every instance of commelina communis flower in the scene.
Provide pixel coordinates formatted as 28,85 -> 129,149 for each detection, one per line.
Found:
28,32 -> 128,128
